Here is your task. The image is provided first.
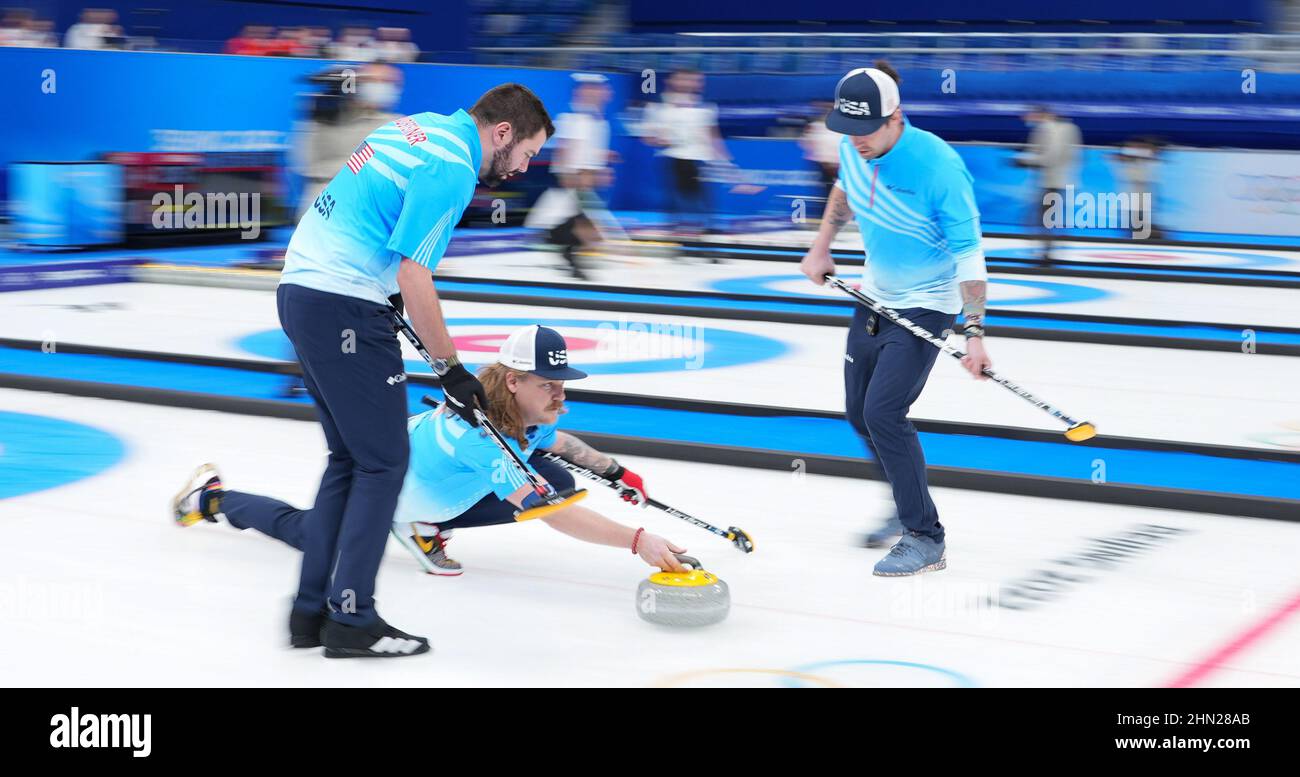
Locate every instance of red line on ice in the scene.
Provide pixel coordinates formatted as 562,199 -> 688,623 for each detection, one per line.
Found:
1163,586 -> 1300,688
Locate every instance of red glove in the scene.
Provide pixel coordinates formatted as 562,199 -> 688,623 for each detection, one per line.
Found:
607,463 -> 648,507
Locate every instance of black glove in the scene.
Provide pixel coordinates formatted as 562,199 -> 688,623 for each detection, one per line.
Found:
440,363 -> 488,426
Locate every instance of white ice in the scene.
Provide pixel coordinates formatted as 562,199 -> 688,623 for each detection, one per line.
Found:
1,389 -> 1297,688
435,250 -> 1300,329
4,283 -> 1298,452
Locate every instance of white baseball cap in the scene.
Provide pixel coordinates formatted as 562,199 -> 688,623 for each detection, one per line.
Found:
826,68 -> 901,136
497,325 -> 588,380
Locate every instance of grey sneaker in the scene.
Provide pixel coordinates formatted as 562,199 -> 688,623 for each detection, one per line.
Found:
393,523 -> 463,576
863,512 -> 904,548
873,532 -> 947,577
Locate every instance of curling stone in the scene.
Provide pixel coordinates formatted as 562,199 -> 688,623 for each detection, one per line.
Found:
635,555 -> 730,627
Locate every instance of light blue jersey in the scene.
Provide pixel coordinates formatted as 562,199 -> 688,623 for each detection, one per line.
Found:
835,119 -> 986,314
394,408 -> 559,524
281,109 -> 483,304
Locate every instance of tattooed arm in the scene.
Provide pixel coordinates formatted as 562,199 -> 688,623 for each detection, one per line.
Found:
819,185 -> 855,243
801,184 -> 852,285
546,431 -> 616,475
544,431 -> 651,506
960,280 -> 987,331
958,279 -> 991,380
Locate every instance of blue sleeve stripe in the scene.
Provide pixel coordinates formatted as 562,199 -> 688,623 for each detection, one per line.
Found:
423,127 -> 474,165
841,177 -> 944,250
841,160 -> 943,242
873,179 -> 944,232
867,188 -> 944,245
373,127 -> 475,176
411,207 -> 456,266
506,463 -> 528,489
839,160 -> 944,247
364,156 -> 409,191
419,142 -> 476,176
839,143 -> 953,243
367,138 -> 423,175
422,135 -> 476,171
372,132 -> 465,171
868,167 -> 932,224
854,207 -> 943,252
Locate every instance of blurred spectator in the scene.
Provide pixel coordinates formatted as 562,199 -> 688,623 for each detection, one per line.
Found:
225,25 -> 272,56
0,9 -> 34,46
1018,106 -> 1081,262
272,26 -> 309,57
294,62 -> 404,216
0,11 -> 411,59
64,8 -> 125,50
297,26 -> 333,58
374,27 -> 418,63
800,99 -> 841,219
228,25 -> 307,57
101,8 -> 125,47
1112,137 -> 1164,239
526,73 -> 616,280
27,18 -> 58,47
329,26 -> 377,62
640,69 -> 731,238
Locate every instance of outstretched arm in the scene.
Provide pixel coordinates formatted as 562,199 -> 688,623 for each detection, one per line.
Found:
547,431 -> 616,474
541,505 -> 686,571
544,431 -> 650,506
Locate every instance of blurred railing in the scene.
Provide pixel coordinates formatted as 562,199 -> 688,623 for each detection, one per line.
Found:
475,32 -> 1300,73
11,30 -> 1297,73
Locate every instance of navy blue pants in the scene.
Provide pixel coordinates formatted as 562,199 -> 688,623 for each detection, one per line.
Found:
221,454 -> 576,548
665,157 -> 711,234
275,283 -> 409,626
844,304 -> 955,543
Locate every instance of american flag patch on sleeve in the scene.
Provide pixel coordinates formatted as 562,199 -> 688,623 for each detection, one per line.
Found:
346,142 -> 375,174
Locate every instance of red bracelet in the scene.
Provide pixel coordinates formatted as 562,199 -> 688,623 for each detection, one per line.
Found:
631,527 -> 645,555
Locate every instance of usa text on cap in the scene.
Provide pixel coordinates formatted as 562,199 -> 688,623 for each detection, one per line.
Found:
497,325 -> 588,380
826,68 -> 901,136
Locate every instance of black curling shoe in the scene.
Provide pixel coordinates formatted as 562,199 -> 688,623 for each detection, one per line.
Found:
322,617 -> 430,659
289,608 -> 327,649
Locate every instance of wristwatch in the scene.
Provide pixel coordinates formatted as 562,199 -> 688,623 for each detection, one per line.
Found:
430,355 -> 461,377
962,323 -> 986,339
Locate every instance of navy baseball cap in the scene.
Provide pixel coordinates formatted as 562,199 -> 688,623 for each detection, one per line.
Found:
497,325 -> 588,380
826,68 -> 901,136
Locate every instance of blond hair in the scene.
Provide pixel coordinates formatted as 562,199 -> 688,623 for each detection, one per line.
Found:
476,362 -> 530,448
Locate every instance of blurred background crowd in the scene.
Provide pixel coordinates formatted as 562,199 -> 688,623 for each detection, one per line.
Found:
0,5 -> 420,60
2,0 -> 1299,254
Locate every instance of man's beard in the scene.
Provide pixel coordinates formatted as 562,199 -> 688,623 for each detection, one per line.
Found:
481,142 -> 516,186
857,143 -> 885,160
